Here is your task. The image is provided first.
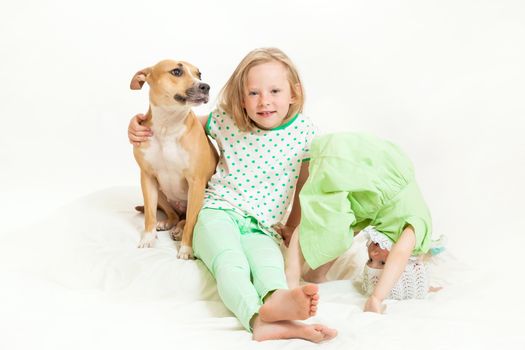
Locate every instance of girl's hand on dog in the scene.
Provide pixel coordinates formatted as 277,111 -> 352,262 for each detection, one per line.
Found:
128,113 -> 152,146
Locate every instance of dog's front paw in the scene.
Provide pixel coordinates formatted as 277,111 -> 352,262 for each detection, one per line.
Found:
177,245 -> 194,260
138,232 -> 157,248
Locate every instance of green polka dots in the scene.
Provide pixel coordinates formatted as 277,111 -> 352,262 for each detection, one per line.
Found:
203,108 -> 317,235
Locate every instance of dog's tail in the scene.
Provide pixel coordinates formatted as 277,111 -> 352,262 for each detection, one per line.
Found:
134,205 -> 173,217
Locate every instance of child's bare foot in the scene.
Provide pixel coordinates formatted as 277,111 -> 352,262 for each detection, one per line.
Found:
252,316 -> 337,343
363,295 -> 386,313
259,284 -> 319,322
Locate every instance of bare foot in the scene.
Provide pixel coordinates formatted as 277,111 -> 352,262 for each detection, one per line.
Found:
363,295 -> 386,313
252,316 -> 337,342
259,284 -> 319,322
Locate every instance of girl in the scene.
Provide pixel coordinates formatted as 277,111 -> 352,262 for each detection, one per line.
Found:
282,132 -> 434,313
128,48 -> 337,342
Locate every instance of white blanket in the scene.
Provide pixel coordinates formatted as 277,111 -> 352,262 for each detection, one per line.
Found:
1,187 -> 523,350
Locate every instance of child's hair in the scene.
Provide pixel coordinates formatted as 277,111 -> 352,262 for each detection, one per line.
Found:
218,47 -> 305,131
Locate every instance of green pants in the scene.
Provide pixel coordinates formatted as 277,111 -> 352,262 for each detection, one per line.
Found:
193,208 -> 288,331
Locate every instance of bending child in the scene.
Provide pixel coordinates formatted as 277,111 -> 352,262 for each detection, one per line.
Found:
128,48 -> 337,342
283,132 -> 435,313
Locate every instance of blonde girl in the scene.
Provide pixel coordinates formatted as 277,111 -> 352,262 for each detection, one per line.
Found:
128,48 -> 336,342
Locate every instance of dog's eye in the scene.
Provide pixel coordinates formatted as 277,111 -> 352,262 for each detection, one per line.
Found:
170,68 -> 183,77
197,72 -> 202,80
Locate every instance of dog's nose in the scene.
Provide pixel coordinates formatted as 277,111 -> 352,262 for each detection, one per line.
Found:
198,83 -> 210,94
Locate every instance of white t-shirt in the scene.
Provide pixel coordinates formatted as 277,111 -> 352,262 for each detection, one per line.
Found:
204,108 -> 317,238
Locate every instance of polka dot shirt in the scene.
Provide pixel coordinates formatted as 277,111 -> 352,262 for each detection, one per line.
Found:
204,108 -> 317,238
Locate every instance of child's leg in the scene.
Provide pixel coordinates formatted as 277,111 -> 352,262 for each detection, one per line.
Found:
193,209 -> 262,331
239,227 -> 288,295
284,227 -> 304,288
303,260 -> 336,284
285,227 -> 334,286
251,316 -> 337,342
239,227 -> 319,322
194,210 -> 336,342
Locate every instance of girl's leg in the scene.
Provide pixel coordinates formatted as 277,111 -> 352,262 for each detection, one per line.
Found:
195,211 -> 337,342
239,229 -> 319,322
193,209 -> 261,331
284,227 -> 304,288
286,227 -> 335,286
302,260 -> 336,284
251,316 -> 337,342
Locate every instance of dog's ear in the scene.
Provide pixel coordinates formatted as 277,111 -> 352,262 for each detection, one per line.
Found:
130,67 -> 152,90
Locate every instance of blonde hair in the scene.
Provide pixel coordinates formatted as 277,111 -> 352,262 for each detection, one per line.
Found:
218,47 -> 304,131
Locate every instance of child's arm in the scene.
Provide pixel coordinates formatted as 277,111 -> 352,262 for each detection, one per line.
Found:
128,113 -> 208,146
280,161 -> 309,246
364,225 -> 416,313
128,114 -> 152,146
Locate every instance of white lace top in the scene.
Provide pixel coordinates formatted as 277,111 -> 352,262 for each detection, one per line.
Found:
360,226 -> 430,299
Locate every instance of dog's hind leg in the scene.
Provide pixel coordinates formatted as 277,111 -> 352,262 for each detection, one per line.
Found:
170,219 -> 185,241
156,191 -> 180,231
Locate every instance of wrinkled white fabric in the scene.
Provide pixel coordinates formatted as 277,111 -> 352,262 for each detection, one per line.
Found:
1,187 -> 519,349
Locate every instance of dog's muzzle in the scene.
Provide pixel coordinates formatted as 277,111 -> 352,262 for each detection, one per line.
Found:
175,83 -> 210,104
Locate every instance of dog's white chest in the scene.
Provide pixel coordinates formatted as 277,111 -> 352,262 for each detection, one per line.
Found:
142,131 -> 189,202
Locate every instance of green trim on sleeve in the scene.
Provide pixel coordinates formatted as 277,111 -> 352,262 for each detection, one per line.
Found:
302,158 -> 310,162
205,112 -> 213,136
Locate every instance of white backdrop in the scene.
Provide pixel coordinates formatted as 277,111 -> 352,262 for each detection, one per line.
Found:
1,0 -> 525,348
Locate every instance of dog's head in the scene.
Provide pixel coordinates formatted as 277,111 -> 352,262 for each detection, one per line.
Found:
130,60 -> 210,108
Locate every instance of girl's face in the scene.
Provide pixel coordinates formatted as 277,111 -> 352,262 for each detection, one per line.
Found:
242,61 -> 296,130
367,242 -> 390,269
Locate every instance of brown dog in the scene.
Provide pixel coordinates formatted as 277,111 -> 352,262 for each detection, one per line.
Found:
130,60 -> 217,259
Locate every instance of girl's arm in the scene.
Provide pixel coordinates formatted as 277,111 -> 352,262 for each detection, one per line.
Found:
280,161 -> 310,246
128,113 -> 209,146
364,225 -> 416,313
128,113 -> 152,146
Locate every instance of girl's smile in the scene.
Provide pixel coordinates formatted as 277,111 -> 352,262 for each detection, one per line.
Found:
257,110 -> 277,117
